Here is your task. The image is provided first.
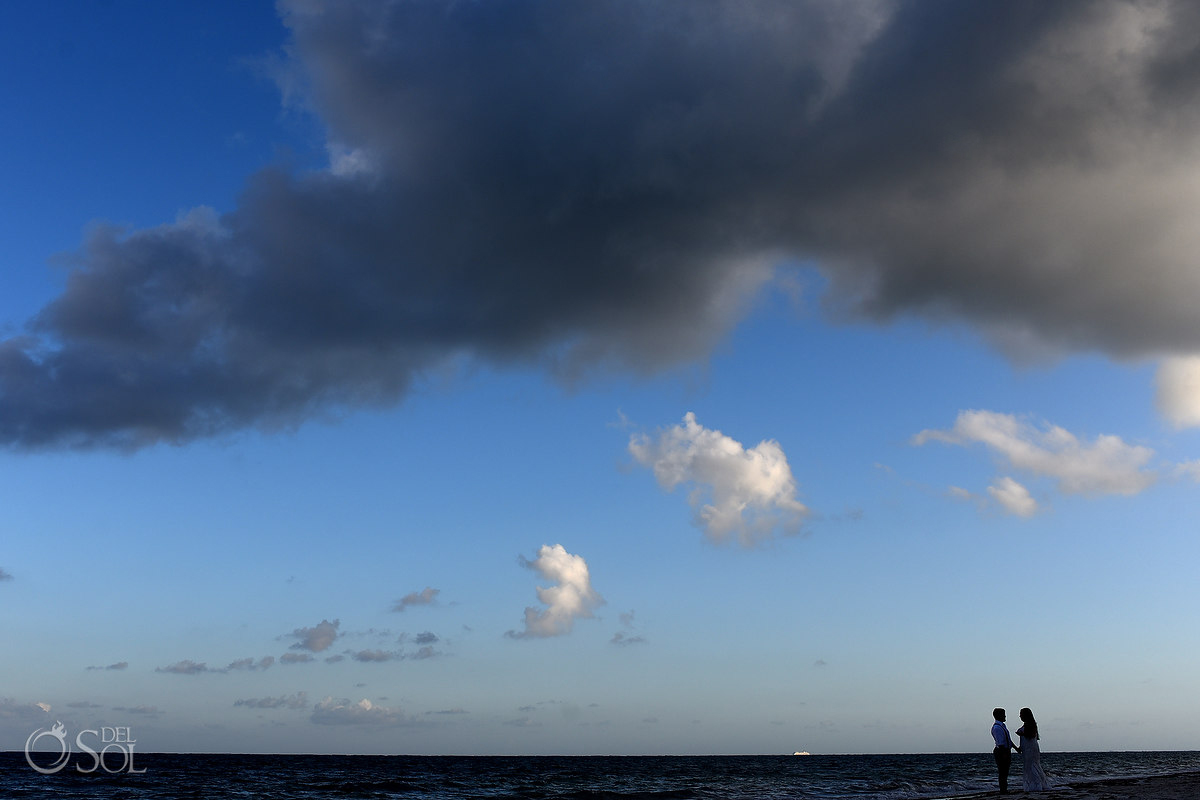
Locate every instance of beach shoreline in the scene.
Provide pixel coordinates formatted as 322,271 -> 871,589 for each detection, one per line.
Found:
947,770 -> 1200,799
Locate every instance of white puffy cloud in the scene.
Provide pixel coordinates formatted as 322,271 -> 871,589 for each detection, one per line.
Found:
914,410 -> 1156,496
629,412 -> 808,545
1156,356 -> 1200,429
987,477 -> 1039,518
508,544 -> 603,639
311,697 -> 405,726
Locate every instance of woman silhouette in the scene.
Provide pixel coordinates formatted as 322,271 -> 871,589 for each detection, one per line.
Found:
1016,707 -> 1049,791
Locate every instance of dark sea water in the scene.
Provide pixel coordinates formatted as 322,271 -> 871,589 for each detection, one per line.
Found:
3,750 -> 1199,799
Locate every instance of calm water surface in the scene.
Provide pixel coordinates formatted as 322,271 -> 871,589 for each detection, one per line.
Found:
2,750 -> 1198,799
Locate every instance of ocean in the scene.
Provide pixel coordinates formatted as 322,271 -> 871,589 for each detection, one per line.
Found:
3,750 -> 1199,799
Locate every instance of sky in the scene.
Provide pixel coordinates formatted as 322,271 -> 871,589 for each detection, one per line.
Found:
2,0 -> 1200,756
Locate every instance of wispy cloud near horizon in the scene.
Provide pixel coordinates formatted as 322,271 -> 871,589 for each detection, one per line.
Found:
311,697 -> 406,726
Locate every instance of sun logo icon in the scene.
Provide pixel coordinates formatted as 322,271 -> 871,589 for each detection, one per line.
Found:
25,720 -> 71,774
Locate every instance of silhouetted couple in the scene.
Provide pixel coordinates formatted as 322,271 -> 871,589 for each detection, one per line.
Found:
991,707 -> 1048,793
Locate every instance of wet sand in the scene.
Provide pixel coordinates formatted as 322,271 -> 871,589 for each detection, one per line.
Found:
1049,771 -> 1200,799
963,771 -> 1200,799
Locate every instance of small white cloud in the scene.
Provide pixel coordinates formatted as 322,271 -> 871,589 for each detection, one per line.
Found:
629,412 -> 808,546
1157,356 -> 1200,429
914,410 -> 1156,496
987,476 -> 1039,517
1174,460 -> 1200,482
507,544 -> 603,639
289,619 -> 340,652
311,697 -> 405,726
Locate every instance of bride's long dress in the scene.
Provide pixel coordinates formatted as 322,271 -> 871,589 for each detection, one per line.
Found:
1018,729 -> 1049,791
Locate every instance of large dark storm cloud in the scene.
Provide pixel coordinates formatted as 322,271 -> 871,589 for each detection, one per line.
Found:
5,0 -> 1200,448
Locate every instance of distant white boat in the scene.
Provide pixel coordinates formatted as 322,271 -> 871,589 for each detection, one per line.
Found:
793,751 -> 810,756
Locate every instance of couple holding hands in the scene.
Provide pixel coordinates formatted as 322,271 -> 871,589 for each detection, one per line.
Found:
991,707 -> 1049,793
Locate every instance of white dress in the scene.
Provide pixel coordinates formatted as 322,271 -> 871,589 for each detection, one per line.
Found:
1017,727 -> 1049,791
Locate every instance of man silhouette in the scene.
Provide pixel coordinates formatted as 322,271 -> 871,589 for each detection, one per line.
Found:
991,707 -> 1017,794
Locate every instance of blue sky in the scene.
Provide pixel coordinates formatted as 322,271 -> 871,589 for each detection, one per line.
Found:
3,1 -> 1200,755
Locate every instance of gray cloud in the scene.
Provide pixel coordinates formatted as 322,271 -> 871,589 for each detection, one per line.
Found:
86,661 -> 129,671
612,610 -> 646,646
392,587 -> 439,612
234,692 -> 308,710
610,632 -> 646,647
289,619 -> 340,653
155,660 -> 211,675
225,656 -> 275,672
280,653 -> 315,665
112,705 -> 162,716
4,1 -> 1200,449
155,656 -> 275,674
0,568 -> 12,581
